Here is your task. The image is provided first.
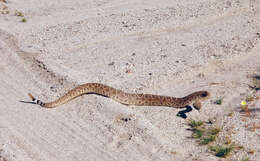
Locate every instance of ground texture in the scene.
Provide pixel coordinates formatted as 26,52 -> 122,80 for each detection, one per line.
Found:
0,0 -> 259,160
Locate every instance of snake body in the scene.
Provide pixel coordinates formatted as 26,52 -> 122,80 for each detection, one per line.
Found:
28,83 -> 210,109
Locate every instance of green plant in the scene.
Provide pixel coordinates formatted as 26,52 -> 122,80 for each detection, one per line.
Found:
188,120 -> 220,145
15,10 -> 24,17
209,145 -> 233,157
208,128 -> 220,135
200,135 -> 216,145
189,120 -> 204,128
192,128 -> 204,138
214,97 -> 223,105
21,18 -> 27,22
199,128 -> 219,145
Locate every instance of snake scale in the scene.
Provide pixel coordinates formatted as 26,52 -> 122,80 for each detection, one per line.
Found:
28,83 -> 210,110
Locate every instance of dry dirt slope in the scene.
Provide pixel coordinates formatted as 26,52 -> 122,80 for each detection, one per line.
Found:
0,0 -> 260,160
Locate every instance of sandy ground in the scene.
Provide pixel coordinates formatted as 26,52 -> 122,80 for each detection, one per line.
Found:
0,0 -> 260,160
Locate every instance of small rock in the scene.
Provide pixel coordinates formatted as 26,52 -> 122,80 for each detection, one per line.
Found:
108,62 -> 115,66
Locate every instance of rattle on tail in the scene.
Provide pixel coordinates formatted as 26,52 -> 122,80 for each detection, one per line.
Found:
28,93 -> 45,107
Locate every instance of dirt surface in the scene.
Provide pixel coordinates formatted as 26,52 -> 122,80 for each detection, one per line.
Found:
0,0 -> 259,160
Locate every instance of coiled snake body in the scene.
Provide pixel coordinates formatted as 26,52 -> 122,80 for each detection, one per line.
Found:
28,83 -> 210,110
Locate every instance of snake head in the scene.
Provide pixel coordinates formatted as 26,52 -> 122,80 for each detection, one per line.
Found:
193,91 -> 210,110
198,91 -> 210,100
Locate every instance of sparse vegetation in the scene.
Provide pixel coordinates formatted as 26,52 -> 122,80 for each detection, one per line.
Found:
21,18 -> 27,23
187,119 -> 247,158
14,10 -> 24,17
200,135 -> 216,145
240,103 -> 248,112
245,96 -> 254,102
192,128 -> 204,138
209,145 -> 233,157
14,10 -> 27,23
240,100 -> 252,117
214,97 -> 223,105
189,120 -> 205,139
208,128 -> 220,135
199,128 -> 220,145
248,75 -> 260,91
188,120 -> 220,145
224,136 -> 232,145
189,120 -> 204,128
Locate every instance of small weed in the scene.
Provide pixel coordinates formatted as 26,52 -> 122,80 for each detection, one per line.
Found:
240,104 -> 252,117
200,135 -> 216,145
227,112 -> 233,117
189,120 -> 205,138
214,97 -> 223,105
21,18 -> 27,23
188,120 -> 220,145
192,128 -> 204,138
199,128 -> 220,145
187,119 -> 246,159
208,128 -> 220,135
248,75 -> 260,91
14,10 -> 24,17
246,96 -> 254,102
189,120 -> 204,128
240,104 -> 248,112
209,145 -> 233,157
224,136 -> 232,145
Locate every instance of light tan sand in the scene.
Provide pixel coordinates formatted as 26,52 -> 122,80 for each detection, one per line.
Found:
0,0 -> 260,160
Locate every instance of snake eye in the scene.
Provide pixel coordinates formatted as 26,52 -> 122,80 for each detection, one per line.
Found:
200,91 -> 208,97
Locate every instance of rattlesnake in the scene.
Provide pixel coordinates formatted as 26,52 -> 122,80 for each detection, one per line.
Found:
28,83 -> 210,110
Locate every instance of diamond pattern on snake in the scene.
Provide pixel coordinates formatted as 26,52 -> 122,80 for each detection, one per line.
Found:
28,83 -> 210,110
